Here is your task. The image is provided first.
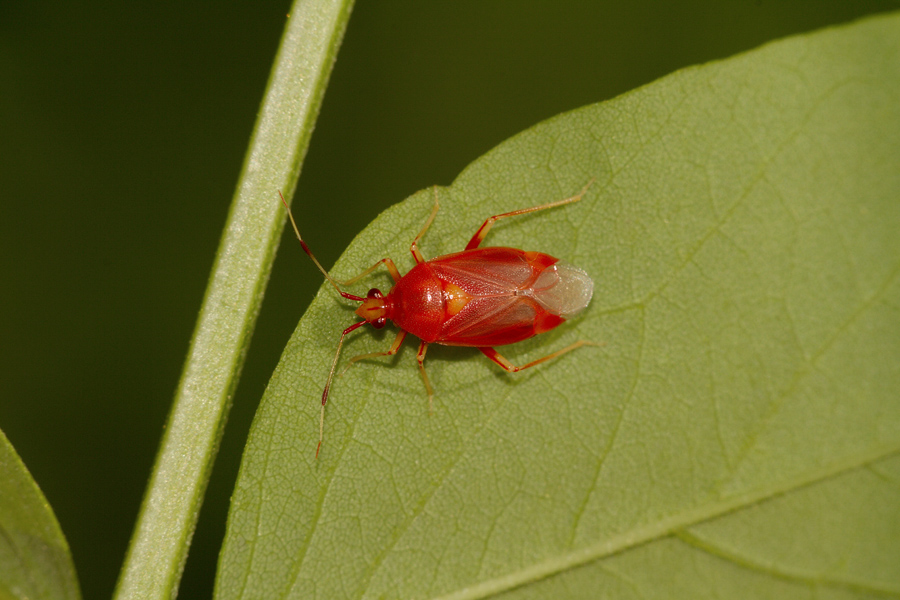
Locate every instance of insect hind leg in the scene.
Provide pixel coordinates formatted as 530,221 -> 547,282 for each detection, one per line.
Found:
478,340 -> 598,373
464,179 -> 595,251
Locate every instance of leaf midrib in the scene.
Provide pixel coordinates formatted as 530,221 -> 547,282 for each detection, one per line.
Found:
432,442 -> 900,600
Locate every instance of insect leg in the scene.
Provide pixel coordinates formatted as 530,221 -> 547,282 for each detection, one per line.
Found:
333,257 -> 402,286
339,329 -> 407,377
415,340 -> 435,412
410,186 -> 441,264
477,340 -> 598,373
464,179 -> 595,251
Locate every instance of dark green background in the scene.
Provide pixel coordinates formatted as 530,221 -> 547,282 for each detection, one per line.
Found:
1,2 -> 895,598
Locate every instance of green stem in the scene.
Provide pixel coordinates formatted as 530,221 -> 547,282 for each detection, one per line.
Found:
113,1 -> 355,598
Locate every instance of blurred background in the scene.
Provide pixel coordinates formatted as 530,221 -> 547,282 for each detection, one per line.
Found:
1,2 -> 896,597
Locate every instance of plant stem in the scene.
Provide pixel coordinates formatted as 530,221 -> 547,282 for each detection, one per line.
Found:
113,1 -> 355,598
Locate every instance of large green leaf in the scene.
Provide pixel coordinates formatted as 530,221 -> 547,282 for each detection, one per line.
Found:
0,429 -> 80,600
216,12 -> 900,599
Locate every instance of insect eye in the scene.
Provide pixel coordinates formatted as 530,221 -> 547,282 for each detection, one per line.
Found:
372,317 -> 386,329
367,288 -> 383,299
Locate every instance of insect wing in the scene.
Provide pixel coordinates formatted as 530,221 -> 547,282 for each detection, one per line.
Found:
429,247 -> 587,346
429,247 -> 544,295
530,259 -> 594,318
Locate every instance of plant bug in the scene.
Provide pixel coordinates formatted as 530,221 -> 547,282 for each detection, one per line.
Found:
280,182 -> 597,456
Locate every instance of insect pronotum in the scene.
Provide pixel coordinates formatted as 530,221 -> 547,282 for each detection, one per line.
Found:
280,182 -> 597,456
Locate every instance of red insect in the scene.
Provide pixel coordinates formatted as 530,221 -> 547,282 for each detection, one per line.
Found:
280,182 -> 596,456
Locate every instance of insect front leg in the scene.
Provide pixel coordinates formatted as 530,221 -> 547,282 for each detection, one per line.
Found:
478,340 -> 598,373
340,329 -> 407,377
334,257 -> 402,286
464,180 -> 595,251
416,340 -> 435,412
346,336 -> 436,413
409,186 -> 441,264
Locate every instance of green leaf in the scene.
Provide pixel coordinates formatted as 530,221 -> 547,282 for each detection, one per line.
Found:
0,429 -> 80,600
217,12 -> 900,600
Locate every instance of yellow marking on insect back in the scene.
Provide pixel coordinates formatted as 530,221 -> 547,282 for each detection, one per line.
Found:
443,282 -> 472,317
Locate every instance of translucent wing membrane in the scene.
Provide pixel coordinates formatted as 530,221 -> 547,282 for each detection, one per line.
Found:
532,260 -> 593,318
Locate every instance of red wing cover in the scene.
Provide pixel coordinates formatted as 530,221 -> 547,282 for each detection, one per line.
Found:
428,247 -> 580,346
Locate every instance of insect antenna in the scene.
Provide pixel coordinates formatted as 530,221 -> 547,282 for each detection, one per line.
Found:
278,191 -> 364,302
316,319 -> 367,457
279,191 -> 371,457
